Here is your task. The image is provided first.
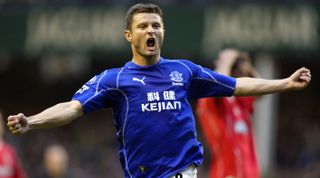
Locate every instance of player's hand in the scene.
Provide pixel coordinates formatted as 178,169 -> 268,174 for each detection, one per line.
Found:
288,67 -> 311,90
7,113 -> 30,135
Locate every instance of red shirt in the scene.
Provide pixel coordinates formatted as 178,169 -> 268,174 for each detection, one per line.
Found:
196,96 -> 260,178
0,142 -> 27,178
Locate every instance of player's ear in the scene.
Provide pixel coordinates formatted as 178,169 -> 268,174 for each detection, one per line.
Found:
124,30 -> 132,43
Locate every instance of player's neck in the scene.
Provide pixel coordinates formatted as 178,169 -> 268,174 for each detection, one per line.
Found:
132,54 -> 160,66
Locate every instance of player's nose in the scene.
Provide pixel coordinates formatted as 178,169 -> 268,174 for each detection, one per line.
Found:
146,26 -> 155,34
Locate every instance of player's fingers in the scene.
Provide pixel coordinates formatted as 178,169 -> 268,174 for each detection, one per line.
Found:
9,126 -> 15,131
300,70 -> 310,74
7,120 -> 15,127
298,67 -> 310,75
7,118 -> 20,127
9,125 -> 19,132
7,117 -> 19,127
300,67 -> 309,71
300,76 -> 311,82
8,121 -> 20,129
16,113 -> 25,120
7,113 -> 24,124
294,67 -> 308,76
301,72 -> 311,78
300,74 -> 310,79
14,123 -> 22,129
11,129 -> 22,135
301,75 -> 311,81
7,115 -> 17,122
9,123 -> 23,134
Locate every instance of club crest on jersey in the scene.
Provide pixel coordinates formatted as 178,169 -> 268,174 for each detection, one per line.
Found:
170,71 -> 183,86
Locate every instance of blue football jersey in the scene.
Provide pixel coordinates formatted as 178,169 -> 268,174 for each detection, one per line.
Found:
72,57 -> 236,178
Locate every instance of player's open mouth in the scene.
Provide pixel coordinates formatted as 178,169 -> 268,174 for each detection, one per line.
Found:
146,37 -> 156,48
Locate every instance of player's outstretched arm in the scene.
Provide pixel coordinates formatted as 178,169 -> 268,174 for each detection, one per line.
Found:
234,67 -> 311,96
7,100 -> 83,135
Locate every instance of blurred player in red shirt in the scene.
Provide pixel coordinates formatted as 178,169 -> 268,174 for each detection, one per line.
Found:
0,111 -> 27,178
197,49 -> 260,178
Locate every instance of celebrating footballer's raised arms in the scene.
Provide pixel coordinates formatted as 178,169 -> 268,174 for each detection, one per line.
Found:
7,3 -> 311,178
234,67 -> 311,96
7,101 -> 83,135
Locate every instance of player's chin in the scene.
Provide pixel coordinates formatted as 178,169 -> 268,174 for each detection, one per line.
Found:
144,50 -> 159,56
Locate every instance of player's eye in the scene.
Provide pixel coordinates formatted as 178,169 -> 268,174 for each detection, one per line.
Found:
138,24 -> 147,29
153,23 -> 161,29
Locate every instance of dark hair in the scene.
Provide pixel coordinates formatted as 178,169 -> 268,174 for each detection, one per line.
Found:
125,3 -> 163,30
231,52 -> 254,78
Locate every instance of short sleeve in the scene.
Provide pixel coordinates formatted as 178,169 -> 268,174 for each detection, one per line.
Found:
187,64 -> 236,100
72,70 -> 115,114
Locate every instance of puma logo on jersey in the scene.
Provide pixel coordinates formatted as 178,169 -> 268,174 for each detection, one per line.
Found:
133,77 -> 146,85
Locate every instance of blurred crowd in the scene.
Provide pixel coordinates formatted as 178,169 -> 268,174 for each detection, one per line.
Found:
273,60 -> 320,178
6,109 -> 124,178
